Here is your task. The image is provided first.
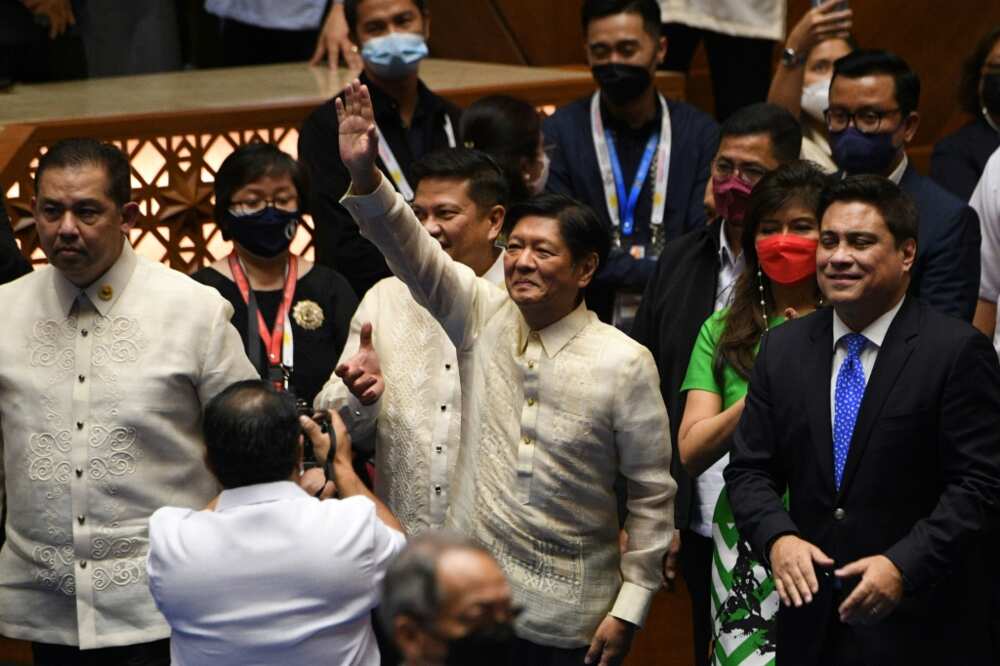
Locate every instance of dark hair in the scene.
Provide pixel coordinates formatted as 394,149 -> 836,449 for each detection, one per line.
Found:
460,95 -> 541,204
715,161 -> 830,381
35,138 -> 131,207
720,103 -> 803,165
345,0 -> 428,34
958,27 -> 1000,115
410,148 -> 510,212
817,174 -> 919,247
379,531 -> 488,632
831,49 -> 921,116
214,143 -> 309,234
203,380 -> 301,489
581,0 -> 662,38
505,194 -> 611,271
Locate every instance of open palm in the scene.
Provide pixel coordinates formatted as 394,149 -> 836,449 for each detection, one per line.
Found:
336,80 -> 379,180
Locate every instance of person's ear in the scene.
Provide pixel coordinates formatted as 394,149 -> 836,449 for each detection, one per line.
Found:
421,10 -> 431,41
899,237 -> 917,272
656,34 -> 668,67
120,202 -> 140,233
394,615 -> 426,663
486,205 -> 505,243
575,251 -> 600,289
900,111 -> 920,144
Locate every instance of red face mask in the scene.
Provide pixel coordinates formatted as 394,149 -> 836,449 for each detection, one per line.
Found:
756,234 -> 819,285
712,176 -> 753,223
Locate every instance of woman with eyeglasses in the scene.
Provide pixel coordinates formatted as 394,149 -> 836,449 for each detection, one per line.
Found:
678,161 -> 829,666
192,143 -> 357,409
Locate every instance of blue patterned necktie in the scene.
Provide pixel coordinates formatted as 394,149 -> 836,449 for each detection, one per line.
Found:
833,333 -> 868,490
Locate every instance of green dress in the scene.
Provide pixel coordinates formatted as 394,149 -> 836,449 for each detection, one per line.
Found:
680,309 -> 786,666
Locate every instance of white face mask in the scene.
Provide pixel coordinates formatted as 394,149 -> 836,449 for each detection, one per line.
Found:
525,153 -> 550,195
801,78 -> 831,123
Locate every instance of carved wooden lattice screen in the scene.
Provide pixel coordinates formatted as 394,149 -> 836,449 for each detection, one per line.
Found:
3,112 -> 315,274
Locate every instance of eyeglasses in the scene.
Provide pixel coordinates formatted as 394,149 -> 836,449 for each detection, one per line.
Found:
824,107 -> 902,134
712,159 -> 768,187
228,195 -> 298,217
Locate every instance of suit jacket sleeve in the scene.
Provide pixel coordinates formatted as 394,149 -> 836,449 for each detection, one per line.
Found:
930,139 -> 979,202
542,114 -> 574,198
883,332 -> 1000,593
918,204 -> 980,321
683,117 -> 718,233
724,330 -> 801,561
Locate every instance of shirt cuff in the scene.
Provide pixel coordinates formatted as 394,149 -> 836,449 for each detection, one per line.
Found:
608,581 -> 656,628
340,173 -> 395,221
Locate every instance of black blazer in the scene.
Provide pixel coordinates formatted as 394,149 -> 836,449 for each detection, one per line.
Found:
725,297 -> 1000,664
899,164 -> 980,321
930,116 -> 1000,202
630,218 -> 723,529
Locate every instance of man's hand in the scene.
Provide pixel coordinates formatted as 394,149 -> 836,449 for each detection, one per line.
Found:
335,79 -> 380,194
310,2 -> 363,71
22,0 -> 75,39
663,529 -> 681,589
785,0 -> 852,56
835,555 -> 904,626
298,467 -> 336,499
585,616 -> 636,666
335,322 -> 384,405
769,534 -> 834,607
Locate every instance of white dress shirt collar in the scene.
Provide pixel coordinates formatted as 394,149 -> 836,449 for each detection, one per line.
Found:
482,250 -> 506,285
832,294 -> 906,351
216,481 -> 308,512
516,300 -> 592,358
887,153 -> 909,185
52,239 -> 138,317
718,220 -> 739,266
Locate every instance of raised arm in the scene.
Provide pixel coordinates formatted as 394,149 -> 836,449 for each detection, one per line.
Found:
336,80 -> 507,349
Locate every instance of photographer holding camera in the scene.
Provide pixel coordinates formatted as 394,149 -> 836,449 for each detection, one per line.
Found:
146,379 -> 405,666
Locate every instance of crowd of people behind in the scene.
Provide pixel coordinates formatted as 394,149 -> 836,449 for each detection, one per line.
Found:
3,0 -> 1000,665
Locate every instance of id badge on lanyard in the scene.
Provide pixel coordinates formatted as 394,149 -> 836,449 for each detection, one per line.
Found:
590,92 -> 672,257
376,115 -> 457,200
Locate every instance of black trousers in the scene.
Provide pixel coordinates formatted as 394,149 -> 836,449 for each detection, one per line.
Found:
216,18 -> 319,67
660,23 -> 775,122
32,639 -> 170,666
678,529 -> 714,666
510,638 -> 591,666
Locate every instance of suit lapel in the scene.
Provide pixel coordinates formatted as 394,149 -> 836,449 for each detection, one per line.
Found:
836,298 -> 919,501
805,309 -> 836,497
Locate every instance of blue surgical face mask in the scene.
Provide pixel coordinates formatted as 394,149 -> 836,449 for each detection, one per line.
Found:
223,207 -> 299,258
361,32 -> 428,80
830,127 -> 899,175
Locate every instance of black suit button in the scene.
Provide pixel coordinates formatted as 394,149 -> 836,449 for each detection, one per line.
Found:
833,508 -> 846,521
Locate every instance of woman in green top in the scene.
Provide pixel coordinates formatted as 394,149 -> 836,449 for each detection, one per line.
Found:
678,162 -> 830,666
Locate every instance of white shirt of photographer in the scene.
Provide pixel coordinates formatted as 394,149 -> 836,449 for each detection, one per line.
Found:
315,253 -> 504,535
658,0 -> 786,41
147,481 -> 405,666
342,177 -> 676,649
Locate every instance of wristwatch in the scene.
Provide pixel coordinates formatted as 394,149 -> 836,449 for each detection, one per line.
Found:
781,47 -> 804,68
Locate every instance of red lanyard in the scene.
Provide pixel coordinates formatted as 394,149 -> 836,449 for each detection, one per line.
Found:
228,252 -> 298,370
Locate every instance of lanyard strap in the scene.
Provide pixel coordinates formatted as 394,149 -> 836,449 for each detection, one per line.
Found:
605,130 -> 659,237
228,252 -> 298,386
375,114 -> 457,201
591,92 -> 672,235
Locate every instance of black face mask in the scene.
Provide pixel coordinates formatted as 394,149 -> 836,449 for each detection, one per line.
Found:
443,621 -> 515,666
983,72 -> 1000,116
224,207 -> 299,258
592,63 -> 653,105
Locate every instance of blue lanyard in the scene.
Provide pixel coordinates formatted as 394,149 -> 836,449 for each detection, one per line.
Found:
604,129 -> 659,237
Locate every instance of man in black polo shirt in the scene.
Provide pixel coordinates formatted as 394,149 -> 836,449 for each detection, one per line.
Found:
630,102 -> 802,666
299,0 -> 460,298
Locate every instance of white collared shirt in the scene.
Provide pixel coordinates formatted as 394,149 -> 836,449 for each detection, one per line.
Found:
830,296 -> 906,423
147,481 -> 405,666
888,153 -> 909,185
342,177 -> 675,648
658,0 -> 786,41
315,252 -> 506,534
690,221 -> 746,538
0,242 -> 257,649
969,146 -> 1000,355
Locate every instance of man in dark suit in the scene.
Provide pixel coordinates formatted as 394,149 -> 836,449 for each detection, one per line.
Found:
826,49 -> 981,321
725,175 -> 1000,665
543,0 -> 719,323
299,0 -> 461,298
0,192 -> 30,284
630,101 -> 801,666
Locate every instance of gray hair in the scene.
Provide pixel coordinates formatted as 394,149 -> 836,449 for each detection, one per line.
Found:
379,530 -> 487,631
